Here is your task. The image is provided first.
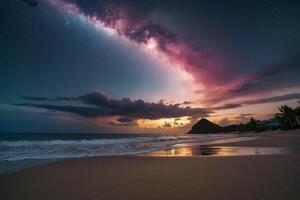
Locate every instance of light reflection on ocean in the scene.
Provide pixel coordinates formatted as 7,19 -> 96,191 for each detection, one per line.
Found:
145,146 -> 292,157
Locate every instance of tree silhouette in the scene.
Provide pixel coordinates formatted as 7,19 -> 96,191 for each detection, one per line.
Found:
275,105 -> 296,129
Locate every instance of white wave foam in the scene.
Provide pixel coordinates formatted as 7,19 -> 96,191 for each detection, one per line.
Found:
0,136 -> 165,146
0,134 -> 238,161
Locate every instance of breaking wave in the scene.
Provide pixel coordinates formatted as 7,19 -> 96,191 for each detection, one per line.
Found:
0,134 -> 238,161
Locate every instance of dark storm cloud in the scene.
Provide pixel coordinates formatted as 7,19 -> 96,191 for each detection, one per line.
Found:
78,92 -> 110,106
16,103 -> 105,117
20,91 -> 300,116
111,116 -> 137,126
17,92 -> 210,119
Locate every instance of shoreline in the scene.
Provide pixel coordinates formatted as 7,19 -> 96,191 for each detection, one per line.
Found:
0,131 -> 299,175
0,133 -> 256,175
1,132 -> 300,200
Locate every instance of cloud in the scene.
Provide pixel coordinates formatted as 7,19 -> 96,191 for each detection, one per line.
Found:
211,53 -> 300,104
244,92 -> 300,105
17,92 -> 210,120
210,92 -> 300,111
116,116 -> 135,123
212,103 -> 242,110
33,91 -> 297,120
111,116 -> 137,126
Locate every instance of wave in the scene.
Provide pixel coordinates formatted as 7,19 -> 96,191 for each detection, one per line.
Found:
0,134 -> 237,161
0,137 -> 156,147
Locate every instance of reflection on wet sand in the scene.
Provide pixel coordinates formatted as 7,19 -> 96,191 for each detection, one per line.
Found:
146,146 -> 292,157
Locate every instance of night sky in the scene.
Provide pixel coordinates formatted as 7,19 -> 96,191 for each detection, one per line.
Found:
1,0 -> 300,133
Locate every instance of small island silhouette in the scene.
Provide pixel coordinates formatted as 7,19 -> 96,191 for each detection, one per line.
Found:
189,104 -> 300,134
188,117 -> 275,134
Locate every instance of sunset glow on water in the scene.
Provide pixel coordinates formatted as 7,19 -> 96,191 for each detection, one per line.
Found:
146,146 -> 292,157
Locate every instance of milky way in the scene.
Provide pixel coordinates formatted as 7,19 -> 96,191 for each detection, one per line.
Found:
38,0 -> 247,104
17,0 -> 300,105
28,0 -> 299,107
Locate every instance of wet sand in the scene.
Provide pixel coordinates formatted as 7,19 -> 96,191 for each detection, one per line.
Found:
1,132 -> 300,200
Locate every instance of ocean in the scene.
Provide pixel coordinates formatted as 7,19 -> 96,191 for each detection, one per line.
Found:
0,133 -> 240,174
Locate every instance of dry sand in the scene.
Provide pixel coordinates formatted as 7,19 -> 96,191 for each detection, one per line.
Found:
1,132 -> 300,200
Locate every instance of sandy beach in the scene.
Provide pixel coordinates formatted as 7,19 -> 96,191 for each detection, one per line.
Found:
1,132 -> 300,200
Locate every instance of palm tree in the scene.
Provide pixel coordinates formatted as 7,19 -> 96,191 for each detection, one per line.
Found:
275,105 -> 296,129
295,101 -> 300,116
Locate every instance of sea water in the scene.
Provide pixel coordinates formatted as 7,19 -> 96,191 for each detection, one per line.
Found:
0,133 -> 239,174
